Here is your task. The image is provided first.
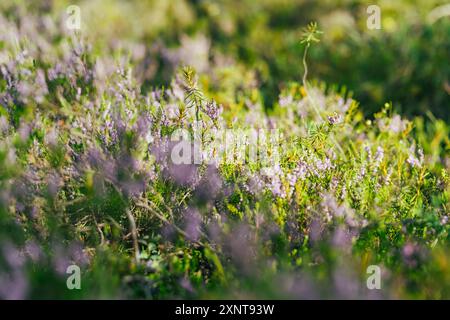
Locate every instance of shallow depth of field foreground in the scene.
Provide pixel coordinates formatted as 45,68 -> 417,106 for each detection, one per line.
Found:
0,1 -> 449,299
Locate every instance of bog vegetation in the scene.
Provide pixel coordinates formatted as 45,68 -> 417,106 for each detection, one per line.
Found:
0,0 -> 449,299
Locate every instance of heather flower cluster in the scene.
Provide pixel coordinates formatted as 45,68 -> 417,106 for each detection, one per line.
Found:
0,2 -> 449,300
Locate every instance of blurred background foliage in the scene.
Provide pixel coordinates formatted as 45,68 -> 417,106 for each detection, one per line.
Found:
2,0 -> 447,119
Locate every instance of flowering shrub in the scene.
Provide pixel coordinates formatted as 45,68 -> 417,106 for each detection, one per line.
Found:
0,2 -> 449,299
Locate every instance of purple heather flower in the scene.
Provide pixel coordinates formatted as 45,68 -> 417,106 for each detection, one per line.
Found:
18,123 -> 31,142
24,241 -> 42,262
332,226 -> 354,252
68,243 -> 90,267
278,273 -> 319,299
441,215 -> 449,225
278,94 -> 293,107
0,116 -> 9,134
2,243 -> 25,269
418,148 -> 424,164
0,271 -> 29,300
47,172 -> 62,198
0,116 -> 8,134
363,145 -> 372,159
329,176 -> 339,191
406,145 -> 423,168
359,166 -> 366,179
183,208 -> 202,242
34,68 -> 48,103
309,218 -> 324,243
291,161 -> 309,182
270,177 -> 284,198
406,154 -> 419,167
389,115 -> 406,133
52,244 -> 72,276
167,163 -> 200,187
202,100 -> 222,123
179,277 -> 195,294
152,138 -> 205,187
245,174 -> 265,196
332,267 -> 360,299
315,157 -> 333,172
261,164 -> 288,198
327,113 -> 343,125
402,242 -> 426,268
336,97 -> 352,113
44,127 -> 59,147
225,223 -> 256,274
194,165 -> 224,201
321,193 -> 344,221
161,224 -> 177,242
374,146 -> 384,164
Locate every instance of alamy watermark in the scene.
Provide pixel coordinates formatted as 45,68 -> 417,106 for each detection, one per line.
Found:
366,265 -> 381,290
66,264 -> 81,290
170,122 -> 282,166
66,5 -> 81,31
367,5 -> 381,30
